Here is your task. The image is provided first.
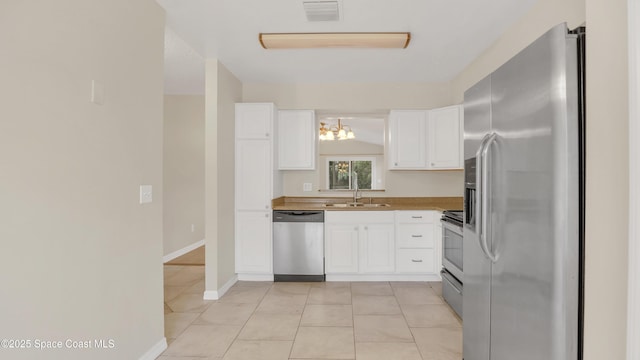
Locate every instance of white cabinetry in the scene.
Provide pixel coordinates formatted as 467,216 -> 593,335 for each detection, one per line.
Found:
428,105 -> 463,169
388,106 -> 463,170
278,110 -> 316,170
235,103 -> 282,277
235,211 -> 272,273
325,211 -> 395,274
360,223 -> 395,273
325,224 -> 359,273
388,110 -> 428,169
395,211 -> 440,274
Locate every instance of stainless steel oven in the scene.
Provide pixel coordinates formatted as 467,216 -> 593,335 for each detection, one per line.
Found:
442,211 -> 463,281
441,210 -> 463,318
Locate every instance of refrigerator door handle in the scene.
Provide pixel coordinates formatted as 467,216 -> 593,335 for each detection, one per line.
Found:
481,132 -> 499,263
475,134 -> 491,239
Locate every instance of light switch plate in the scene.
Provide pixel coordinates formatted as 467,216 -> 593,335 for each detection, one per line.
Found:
91,80 -> 104,105
303,183 -> 312,192
139,185 -> 152,204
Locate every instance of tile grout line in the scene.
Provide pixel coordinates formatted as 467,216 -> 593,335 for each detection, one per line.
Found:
163,265 -> 208,346
219,282 -> 273,359
392,281 -> 426,360
287,283 -> 311,360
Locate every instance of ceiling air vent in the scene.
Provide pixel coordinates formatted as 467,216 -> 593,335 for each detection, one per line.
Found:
303,1 -> 340,21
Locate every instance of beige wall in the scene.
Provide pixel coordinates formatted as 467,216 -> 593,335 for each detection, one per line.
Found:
451,0 -> 586,103
0,1 -> 165,359
205,60 -> 242,293
163,95 -> 205,255
584,0 -> 629,358
216,64 -> 242,288
243,82 -> 464,197
451,0 -> 631,357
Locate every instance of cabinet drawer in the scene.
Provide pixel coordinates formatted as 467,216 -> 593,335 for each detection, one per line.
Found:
396,211 -> 434,224
396,249 -> 435,273
397,224 -> 435,248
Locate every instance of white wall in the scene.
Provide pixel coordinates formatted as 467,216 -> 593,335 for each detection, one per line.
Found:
216,64 -> 242,288
205,60 -> 242,294
451,0 -> 631,357
450,0 -> 586,103
0,1 -> 165,359
163,95 -> 205,256
584,0 -> 629,358
243,82 -> 464,197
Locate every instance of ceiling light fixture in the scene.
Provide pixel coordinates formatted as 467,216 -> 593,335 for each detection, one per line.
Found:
319,119 -> 355,141
259,32 -> 411,49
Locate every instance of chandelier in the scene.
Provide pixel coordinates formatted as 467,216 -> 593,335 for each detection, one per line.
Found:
319,119 -> 355,141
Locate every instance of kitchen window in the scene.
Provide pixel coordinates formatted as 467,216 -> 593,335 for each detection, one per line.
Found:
326,157 -> 376,190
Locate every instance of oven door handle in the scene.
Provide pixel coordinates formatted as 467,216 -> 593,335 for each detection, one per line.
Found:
442,276 -> 462,295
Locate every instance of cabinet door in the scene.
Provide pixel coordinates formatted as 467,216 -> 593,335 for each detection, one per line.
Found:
278,110 -> 316,170
236,140 -> 271,210
325,224 -> 359,274
388,110 -> 428,169
236,103 -> 274,139
235,211 -> 272,273
427,105 -> 462,169
361,224 -> 395,273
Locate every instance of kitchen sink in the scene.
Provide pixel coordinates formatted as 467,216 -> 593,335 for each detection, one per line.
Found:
323,203 -> 390,208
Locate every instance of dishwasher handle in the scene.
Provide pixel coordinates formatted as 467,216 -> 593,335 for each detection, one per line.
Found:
273,210 -> 324,223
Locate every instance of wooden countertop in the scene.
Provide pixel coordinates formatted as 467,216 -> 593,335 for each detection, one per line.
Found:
272,196 -> 463,212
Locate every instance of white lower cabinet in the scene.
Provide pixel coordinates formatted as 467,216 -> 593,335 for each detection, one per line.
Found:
325,211 -> 395,274
235,211 -> 272,273
325,224 -> 359,273
360,223 -> 395,273
395,210 -> 440,275
324,210 -> 442,279
396,248 -> 435,273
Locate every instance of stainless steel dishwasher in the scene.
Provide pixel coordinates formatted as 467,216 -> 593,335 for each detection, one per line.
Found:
273,210 -> 325,282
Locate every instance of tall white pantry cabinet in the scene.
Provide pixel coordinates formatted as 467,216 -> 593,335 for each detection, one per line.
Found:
235,103 -> 282,279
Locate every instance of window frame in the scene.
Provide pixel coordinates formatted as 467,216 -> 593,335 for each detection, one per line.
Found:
325,156 -> 377,190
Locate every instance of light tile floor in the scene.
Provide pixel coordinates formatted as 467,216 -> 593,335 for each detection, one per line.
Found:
161,265 -> 462,360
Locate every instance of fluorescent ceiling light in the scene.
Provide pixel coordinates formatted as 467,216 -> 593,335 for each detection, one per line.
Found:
259,32 -> 411,49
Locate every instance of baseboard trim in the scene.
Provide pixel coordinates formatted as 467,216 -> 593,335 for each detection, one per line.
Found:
203,275 -> 238,300
326,274 -> 442,282
163,239 -> 205,263
139,337 -> 167,360
237,273 -> 275,281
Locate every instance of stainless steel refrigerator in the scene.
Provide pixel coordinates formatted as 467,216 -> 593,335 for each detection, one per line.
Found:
462,23 -> 585,360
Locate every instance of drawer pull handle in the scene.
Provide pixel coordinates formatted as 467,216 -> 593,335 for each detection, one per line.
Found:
411,216 -> 423,219
411,259 -> 423,263
411,235 -> 423,238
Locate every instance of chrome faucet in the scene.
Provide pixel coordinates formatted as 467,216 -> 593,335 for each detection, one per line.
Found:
353,172 -> 361,203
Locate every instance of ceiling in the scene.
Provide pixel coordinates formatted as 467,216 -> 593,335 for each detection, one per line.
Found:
158,0 -> 538,95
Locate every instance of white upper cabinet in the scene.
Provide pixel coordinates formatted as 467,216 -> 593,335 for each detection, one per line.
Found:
236,103 -> 275,139
278,110 -> 316,170
388,106 -> 463,170
388,110 -> 428,169
427,105 -> 463,169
